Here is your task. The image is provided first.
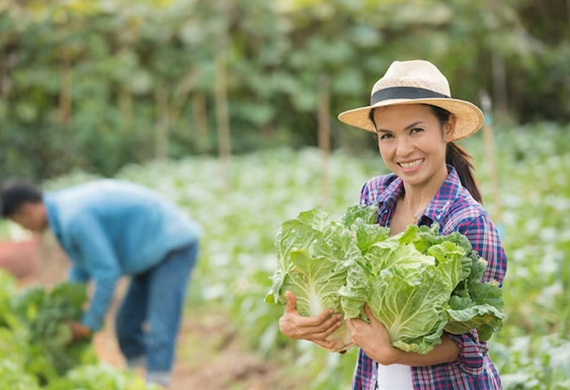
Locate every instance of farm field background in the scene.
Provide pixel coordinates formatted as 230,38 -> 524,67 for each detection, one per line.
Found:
2,1 -> 570,388
8,123 -> 564,390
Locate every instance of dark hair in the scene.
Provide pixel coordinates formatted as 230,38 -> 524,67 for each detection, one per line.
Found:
0,180 -> 43,218
368,105 -> 483,204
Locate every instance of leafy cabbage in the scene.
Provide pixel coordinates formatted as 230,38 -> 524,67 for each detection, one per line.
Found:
266,205 -> 504,354
266,206 -> 377,351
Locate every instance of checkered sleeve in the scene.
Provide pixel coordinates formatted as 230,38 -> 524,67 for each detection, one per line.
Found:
446,330 -> 489,376
447,213 -> 507,375
458,213 -> 507,285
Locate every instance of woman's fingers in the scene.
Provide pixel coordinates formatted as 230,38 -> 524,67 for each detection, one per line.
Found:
313,338 -> 339,351
279,310 -> 342,341
314,317 -> 342,339
345,318 -> 368,347
364,303 -> 377,322
345,318 -> 363,336
284,290 -> 337,327
291,312 -> 341,338
279,291 -> 345,343
284,291 -> 298,313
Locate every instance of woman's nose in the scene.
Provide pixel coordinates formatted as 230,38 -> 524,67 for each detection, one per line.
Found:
395,137 -> 414,156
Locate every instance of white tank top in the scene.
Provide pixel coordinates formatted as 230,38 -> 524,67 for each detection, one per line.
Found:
377,363 -> 414,390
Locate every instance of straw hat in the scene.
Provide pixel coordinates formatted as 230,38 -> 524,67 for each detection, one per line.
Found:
338,60 -> 484,140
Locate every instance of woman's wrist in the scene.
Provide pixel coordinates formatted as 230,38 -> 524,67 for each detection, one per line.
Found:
369,344 -> 400,366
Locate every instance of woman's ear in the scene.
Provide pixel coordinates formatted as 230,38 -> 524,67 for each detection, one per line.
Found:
443,114 -> 457,142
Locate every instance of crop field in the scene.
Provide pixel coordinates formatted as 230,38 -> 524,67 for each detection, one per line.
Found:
3,123 -> 570,389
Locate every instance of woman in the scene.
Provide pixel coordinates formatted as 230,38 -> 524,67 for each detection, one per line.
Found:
279,60 -> 507,389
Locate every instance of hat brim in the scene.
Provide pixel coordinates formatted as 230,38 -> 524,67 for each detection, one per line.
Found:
338,98 -> 484,141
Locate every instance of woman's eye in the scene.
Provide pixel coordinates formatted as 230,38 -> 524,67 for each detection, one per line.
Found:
379,133 -> 393,140
410,127 -> 424,135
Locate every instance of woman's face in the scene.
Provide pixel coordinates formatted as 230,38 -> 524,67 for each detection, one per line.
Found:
373,104 -> 454,187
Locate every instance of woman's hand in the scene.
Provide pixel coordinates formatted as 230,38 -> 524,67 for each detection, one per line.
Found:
279,291 -> 343,351
346,304 -> 397,365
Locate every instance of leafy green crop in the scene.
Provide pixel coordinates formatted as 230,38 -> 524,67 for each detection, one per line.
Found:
0,269 -> 18,328
362,224 -> 504,353
0,359 -> 41,390
266,206 -> 378,352
11,282 -> 97,384
267,205 -> 505,354
47,364 -> 160,390
0,271 -> 162,389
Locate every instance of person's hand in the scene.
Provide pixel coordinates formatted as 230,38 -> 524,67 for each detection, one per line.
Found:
346,304 -> 397,365
279,291 -> 344,351
68,321 -> 92,342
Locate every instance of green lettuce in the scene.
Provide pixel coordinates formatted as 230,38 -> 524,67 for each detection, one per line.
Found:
266,205 -> 505,354
266,206 -> 379,352
363,226 -> 473,353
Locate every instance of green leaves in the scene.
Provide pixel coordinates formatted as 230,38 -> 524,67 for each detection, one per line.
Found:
266,205 -> 377,351
0,278 -> 97,386
46,364 -> 160,390
363,223 -> 505,353
0,359 -> 42,390
267,205 -> 505,354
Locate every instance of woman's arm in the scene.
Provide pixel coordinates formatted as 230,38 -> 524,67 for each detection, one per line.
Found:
346,304 -> 459,366
456,214 -> 507,285
390,337 -> 459,366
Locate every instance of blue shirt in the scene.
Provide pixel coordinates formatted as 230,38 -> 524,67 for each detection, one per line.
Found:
44,179 -> 201,331
353,166 -> 507,390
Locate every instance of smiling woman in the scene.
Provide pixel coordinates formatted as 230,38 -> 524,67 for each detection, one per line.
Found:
278,60 -> 507,390
343,60 -> 506,390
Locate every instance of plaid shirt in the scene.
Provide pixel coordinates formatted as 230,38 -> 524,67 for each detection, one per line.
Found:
353,166 -> 507,390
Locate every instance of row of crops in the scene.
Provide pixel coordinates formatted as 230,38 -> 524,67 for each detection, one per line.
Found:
36,123 -> 570,389
0,271 -> 158,390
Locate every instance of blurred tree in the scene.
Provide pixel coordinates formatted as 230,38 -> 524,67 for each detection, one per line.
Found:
0,0 -> 568,180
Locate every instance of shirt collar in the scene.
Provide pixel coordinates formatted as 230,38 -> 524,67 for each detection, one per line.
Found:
377,165 -> 462,224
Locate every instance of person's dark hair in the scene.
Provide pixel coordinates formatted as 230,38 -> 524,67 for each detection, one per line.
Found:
0,180 -> 43,218
368,105 -> 483,204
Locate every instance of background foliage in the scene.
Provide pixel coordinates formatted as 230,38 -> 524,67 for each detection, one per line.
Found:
1,0 -> 569,179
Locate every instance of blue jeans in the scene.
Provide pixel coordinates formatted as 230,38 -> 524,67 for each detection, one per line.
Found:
115,240 -> 198,380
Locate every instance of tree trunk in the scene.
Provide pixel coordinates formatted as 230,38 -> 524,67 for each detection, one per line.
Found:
484,0 -> 509,117
479,90 -> 501,222
59,48 -> 72,124
154,85 -> 170,162
215,48 -> 231,190
0,49 -> 13,101
193,92 -> 209,153
119,85 -> 133,133
491,53 -> 508,115
261,123 -> 274,141
318,75 -> 331,208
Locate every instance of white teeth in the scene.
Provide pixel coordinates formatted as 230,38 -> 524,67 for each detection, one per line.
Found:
400,159 -> 423,169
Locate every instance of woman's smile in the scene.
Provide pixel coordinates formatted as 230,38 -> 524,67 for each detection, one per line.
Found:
397,158 -> 425,172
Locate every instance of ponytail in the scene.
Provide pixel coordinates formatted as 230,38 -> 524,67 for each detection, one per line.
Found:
446,142 -> 482,204
428,105 -> 483,204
